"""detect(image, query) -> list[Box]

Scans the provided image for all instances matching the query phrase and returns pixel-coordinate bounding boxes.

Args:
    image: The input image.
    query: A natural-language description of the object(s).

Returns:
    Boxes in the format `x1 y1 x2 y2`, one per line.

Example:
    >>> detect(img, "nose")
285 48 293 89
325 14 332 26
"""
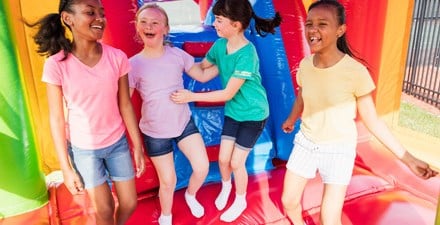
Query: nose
95 14 105 22
307 25 318 32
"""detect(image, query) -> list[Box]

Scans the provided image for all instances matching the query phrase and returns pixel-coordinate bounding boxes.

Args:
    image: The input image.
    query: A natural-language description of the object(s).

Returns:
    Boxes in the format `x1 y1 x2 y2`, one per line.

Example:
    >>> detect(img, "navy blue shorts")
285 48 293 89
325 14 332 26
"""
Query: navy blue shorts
143 117 200 157
221 116 267 151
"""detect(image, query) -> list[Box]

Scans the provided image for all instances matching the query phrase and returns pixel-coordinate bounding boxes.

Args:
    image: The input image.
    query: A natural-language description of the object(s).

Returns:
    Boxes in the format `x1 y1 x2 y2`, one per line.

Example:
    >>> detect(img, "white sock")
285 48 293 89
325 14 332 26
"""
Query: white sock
215 179 232 210
220 193 247 222
184 191 204 218
158 214 172 225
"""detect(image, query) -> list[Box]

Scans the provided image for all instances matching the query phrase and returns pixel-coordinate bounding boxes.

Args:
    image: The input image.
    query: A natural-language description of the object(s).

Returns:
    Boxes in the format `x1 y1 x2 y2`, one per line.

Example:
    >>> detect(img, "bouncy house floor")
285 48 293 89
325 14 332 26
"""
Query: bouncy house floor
41 125 438 225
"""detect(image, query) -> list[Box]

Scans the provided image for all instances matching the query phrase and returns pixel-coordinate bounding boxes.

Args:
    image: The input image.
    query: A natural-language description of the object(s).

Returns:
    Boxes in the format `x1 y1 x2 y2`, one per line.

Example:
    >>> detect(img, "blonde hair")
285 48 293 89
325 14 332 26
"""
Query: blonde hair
135 3 169 26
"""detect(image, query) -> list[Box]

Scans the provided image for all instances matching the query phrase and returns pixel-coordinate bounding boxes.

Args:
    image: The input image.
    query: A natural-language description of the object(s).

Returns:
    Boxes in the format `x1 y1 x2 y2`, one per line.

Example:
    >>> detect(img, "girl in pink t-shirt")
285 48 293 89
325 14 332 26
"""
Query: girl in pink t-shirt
28 0 145 224
129 4 217 225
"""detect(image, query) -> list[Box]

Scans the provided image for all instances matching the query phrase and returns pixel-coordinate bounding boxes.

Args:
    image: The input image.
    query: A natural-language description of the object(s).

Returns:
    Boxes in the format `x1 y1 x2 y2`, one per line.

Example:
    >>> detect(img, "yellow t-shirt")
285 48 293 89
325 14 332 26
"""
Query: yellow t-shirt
297 54 376 144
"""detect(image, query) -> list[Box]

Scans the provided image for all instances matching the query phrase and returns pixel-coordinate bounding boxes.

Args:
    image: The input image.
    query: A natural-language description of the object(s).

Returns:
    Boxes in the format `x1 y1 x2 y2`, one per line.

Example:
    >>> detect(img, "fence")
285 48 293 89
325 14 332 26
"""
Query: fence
404 0 440 108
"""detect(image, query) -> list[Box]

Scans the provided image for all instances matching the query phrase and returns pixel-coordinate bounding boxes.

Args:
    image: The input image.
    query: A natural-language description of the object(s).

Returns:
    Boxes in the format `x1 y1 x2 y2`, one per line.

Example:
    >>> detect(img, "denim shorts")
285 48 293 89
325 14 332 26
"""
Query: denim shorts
68 134 135 189
221 116 267 151
286 131 356 185
143 117 200 157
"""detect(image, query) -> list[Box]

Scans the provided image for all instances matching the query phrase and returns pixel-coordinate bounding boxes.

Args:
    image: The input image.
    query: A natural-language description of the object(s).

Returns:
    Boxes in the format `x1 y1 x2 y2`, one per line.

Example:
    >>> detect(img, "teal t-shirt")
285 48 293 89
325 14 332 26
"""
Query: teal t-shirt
206 38 269 121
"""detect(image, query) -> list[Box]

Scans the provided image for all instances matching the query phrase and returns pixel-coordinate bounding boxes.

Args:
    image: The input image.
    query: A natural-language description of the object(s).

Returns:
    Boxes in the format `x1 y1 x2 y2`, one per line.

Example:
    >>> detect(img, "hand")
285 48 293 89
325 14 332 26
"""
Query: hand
401 152 438 179
63 169 84 195
133 147 146 178
170 89 192 104
281 119 295 133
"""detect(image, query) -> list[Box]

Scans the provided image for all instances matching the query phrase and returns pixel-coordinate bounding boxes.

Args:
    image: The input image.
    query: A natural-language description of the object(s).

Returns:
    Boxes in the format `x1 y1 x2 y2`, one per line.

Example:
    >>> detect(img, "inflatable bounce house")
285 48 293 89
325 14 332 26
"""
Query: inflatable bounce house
1 0 439 224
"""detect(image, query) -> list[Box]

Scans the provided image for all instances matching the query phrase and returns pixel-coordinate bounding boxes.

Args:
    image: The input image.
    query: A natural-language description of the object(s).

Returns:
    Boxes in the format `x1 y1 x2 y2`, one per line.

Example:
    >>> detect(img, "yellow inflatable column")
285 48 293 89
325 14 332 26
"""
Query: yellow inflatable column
18 0 60 173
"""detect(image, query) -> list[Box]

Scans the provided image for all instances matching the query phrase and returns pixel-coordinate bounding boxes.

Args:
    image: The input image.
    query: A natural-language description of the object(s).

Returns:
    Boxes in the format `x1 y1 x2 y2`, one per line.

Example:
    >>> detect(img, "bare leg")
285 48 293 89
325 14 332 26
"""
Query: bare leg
219 147 251 222
229 148 250 195
178 133 209 195
320 183 347 225
87 182 115 225
150 152 176 223
215 139 235 210
281 170 308 225
113 179 137 225
178 133 209 217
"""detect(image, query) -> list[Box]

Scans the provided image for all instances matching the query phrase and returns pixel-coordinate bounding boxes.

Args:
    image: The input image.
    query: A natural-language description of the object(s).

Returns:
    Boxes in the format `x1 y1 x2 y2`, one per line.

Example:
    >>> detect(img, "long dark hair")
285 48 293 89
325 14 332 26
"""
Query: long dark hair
212 0 282 37
25 0 77 60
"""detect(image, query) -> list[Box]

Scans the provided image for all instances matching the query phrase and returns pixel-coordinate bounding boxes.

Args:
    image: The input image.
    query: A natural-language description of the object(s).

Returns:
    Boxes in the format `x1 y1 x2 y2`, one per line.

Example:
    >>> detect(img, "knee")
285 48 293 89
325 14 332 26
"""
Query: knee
218 157 230 168
193 161 209 178
281 193 301 210
229 158 243 171
95 203 115 221
160 176 177 192
119 196 137 214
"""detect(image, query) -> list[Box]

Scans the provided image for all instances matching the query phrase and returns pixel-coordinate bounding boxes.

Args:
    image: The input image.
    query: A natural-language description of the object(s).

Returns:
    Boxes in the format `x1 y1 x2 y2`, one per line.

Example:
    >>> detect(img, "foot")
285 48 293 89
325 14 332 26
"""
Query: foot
158 214 172 225
215 180 232 210
184 191 204 218
219 194 246 222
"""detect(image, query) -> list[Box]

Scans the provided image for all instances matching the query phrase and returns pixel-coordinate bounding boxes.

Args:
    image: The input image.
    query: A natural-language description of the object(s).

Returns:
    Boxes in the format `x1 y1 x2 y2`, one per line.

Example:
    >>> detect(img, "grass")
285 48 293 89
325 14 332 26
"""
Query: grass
398 101 440 138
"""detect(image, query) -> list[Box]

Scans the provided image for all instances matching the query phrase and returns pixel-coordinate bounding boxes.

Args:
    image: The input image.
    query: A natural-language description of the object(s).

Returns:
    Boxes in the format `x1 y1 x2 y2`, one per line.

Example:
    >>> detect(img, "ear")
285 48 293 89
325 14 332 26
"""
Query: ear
232 21 241 30
337 24 346 37
61 11 72 26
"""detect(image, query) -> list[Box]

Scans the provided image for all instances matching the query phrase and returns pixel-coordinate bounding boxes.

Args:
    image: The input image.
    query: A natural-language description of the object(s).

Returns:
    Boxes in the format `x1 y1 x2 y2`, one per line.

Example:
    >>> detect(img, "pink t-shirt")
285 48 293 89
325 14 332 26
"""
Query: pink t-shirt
42 43 131 149
129 46 194 138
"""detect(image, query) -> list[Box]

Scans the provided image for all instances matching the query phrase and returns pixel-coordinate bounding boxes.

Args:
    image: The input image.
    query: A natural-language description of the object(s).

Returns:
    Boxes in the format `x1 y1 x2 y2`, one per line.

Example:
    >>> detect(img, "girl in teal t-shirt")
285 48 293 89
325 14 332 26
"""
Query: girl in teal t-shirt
171 0 281 222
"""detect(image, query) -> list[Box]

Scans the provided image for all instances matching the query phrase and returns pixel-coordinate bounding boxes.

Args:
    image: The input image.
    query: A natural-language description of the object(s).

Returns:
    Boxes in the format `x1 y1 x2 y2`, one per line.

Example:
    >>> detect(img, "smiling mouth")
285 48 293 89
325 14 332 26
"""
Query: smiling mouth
91 25 104 30
310 36 321 43
142 32 156 38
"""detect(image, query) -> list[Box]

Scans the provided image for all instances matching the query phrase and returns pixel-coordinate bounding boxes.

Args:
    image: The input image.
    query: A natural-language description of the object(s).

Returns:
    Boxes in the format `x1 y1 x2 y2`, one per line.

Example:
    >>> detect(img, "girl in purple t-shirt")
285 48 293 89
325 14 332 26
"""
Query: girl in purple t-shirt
129 4 217 225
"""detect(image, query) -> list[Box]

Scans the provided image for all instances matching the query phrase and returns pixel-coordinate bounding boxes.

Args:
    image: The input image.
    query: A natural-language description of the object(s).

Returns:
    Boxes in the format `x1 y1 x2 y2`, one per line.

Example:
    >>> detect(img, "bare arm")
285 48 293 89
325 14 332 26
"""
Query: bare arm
186 58 219 83
46 84 84 195
129 87 135 97
357 93 437 179
118 75 145 178
170 77 245 103
282 88 304 133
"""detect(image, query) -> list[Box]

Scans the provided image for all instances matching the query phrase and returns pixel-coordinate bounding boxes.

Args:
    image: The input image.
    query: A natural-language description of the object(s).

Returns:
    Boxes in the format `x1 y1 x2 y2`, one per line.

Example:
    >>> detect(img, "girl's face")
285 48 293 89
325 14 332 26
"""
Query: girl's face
63 0 106 41
136 7 169 47
305 6 345 54
213 15 239 38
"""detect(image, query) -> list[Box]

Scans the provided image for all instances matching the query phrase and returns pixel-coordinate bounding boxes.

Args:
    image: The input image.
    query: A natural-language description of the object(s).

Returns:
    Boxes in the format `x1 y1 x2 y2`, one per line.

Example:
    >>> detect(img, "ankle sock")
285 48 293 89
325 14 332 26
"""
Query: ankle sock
184 191 204 218
220 193 247 222
215 179 232 210
158 214 172 225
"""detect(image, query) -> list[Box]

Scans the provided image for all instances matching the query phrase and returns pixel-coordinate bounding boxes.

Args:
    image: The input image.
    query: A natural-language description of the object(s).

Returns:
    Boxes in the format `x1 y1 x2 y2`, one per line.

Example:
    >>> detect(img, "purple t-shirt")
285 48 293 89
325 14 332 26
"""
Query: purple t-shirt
129 46 194 138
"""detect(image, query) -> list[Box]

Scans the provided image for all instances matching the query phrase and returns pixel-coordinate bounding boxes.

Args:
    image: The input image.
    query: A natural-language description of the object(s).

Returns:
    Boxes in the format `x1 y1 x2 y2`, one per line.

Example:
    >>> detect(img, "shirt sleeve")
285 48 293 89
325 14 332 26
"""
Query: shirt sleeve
180 48 195 72
296 58 306 88
354 65 376 97
206 39 220 65
231 52 257 80
117 49 131 77
127 58 137 89
42 57 62 85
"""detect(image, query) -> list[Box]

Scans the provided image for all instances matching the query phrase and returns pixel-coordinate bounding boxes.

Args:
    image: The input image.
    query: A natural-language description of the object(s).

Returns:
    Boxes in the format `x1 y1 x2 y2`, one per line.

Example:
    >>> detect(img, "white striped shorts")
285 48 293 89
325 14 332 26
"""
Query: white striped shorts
286 131 356 185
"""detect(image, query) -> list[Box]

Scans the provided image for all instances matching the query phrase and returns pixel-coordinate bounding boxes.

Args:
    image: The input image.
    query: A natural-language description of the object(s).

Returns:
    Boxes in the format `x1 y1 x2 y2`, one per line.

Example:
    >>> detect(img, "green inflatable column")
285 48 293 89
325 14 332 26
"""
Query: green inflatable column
0 1 48 218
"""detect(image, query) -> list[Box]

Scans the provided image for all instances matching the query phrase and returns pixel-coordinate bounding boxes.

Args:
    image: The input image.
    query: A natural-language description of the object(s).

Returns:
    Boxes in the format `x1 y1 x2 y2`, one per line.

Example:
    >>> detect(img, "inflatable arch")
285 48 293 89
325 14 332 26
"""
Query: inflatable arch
0 0 439 224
